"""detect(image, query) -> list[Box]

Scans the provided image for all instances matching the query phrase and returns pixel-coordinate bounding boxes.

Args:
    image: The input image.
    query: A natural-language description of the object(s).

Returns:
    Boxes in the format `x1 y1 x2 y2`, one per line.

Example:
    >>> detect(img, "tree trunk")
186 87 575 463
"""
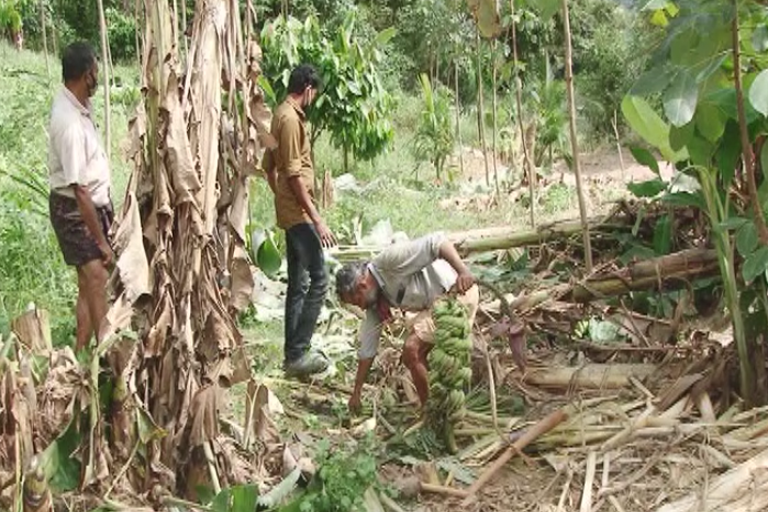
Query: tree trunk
96 0 111 159
96 0 273 495
454 61 464 178
476 30 490 187
561 0 592 271
491 40 499 196
40 0 49 78
510 0 535 228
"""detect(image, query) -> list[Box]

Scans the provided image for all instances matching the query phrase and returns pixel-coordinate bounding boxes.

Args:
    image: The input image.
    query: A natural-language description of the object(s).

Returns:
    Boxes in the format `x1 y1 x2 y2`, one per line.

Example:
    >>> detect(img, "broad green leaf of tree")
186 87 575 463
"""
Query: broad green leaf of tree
661 191 706 209
628 178 666 198
374 27 397 46
39 419 81 493
752 25 768 53
621 95 684 162
252 230 281 278
748 70 768 117
527 0 560 21
653 214 672 255
631 65 676 96
695 103 726 142
736 221 759 258
663 71 698 127
686 133 715 168
743 246 768 284
669 121 694 151
718 217 749 231
629 146 660 175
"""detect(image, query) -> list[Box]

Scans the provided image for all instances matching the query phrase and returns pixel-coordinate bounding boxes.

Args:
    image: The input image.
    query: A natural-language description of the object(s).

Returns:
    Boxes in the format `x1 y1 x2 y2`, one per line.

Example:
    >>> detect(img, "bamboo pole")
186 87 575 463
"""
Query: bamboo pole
561 0 592 270
96 0 112 159
461 409 568 504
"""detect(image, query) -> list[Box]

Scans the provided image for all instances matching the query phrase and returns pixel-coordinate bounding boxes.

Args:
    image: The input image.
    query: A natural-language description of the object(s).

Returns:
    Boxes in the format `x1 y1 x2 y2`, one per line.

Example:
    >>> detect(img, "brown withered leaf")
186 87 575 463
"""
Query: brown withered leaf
111 193 151 303
188 384 221 447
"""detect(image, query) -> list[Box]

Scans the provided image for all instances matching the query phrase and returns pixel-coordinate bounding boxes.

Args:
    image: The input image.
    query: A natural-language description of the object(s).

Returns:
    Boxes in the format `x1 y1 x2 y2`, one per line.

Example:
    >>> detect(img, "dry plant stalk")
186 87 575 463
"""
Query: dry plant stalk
85 0 273 496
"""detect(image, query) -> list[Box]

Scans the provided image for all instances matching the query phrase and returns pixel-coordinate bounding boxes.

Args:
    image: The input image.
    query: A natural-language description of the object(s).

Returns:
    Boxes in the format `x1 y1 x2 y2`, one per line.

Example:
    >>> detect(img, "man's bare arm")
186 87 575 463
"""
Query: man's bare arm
439 240 474 293
266 170 277 194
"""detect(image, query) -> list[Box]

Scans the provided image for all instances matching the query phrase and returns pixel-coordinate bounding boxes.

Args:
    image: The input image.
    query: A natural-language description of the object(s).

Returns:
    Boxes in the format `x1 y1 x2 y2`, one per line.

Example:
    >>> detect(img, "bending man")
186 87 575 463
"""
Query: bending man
335 233 478 413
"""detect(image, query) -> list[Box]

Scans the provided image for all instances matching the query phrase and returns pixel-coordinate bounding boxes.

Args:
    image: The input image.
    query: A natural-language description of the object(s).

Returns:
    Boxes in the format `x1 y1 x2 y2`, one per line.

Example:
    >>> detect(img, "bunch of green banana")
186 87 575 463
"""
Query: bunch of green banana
426 297 473 453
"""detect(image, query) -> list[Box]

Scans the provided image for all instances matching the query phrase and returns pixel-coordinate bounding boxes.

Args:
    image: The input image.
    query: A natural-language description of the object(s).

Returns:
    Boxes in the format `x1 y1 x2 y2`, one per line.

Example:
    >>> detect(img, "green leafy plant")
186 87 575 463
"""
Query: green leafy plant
260 14 395 172
413 73 455 181
622 0 768 405
281 436 381 512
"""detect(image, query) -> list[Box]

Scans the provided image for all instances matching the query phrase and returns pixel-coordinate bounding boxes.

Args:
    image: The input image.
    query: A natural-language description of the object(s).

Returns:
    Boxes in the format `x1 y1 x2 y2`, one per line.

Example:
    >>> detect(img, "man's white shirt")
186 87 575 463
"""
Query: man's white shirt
48 88 111 207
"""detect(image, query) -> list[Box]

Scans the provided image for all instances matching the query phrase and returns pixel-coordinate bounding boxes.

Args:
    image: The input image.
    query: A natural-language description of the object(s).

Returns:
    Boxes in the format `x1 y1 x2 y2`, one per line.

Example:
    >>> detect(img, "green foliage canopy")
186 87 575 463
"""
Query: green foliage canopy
260 14 395 165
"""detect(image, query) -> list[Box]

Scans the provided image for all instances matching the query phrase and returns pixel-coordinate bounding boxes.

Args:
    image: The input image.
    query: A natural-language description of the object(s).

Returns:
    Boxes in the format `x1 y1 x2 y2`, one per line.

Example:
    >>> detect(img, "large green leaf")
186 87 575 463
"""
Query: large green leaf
663 71 698 127
718 216 749 231
752 25 768 53
715 122 741 189
748 70 768 117
627 178 666 198
743 246 768 284
621 95 683 162
669 122 694 151
252 230 282 278
629 146 660 175
40 419 82 493
374 27 397 46
695 103 726 143
630 65 676 96
662 191 706 209
736 222 759 257
653 214 672 255
528 0 560 21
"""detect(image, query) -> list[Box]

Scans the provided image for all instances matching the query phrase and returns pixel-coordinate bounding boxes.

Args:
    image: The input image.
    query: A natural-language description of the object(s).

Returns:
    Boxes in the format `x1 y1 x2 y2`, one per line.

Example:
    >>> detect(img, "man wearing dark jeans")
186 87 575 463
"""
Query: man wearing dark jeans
265 64 337 377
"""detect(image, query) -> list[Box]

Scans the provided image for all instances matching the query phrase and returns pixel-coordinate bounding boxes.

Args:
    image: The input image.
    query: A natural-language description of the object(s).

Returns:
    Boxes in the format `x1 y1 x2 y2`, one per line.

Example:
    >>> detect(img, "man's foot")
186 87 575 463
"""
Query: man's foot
284 350 329 377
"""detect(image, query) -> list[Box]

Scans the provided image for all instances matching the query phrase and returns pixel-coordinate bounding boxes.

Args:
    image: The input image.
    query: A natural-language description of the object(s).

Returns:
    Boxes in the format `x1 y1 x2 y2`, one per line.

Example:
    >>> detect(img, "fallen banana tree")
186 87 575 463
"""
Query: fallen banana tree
483 248 720 315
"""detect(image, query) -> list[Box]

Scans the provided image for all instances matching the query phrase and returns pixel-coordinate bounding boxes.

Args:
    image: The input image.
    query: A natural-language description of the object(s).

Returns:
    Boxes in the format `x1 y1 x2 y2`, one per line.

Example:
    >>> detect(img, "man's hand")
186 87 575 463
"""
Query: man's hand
454 270 475 294
348 391 362 415
314 219 337 248
98 240 115 268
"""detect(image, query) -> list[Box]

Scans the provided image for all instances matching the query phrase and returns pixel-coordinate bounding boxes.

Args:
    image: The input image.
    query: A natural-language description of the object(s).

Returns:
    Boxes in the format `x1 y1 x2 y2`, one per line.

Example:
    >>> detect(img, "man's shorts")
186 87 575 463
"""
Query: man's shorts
49 192 114 268
405 284 480 344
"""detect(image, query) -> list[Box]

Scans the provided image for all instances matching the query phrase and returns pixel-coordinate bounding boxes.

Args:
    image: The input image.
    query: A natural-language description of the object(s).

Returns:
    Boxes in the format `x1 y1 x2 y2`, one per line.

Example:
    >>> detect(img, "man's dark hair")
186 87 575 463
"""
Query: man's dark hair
287 64 321 95
335 261 367 299
62 42 97 82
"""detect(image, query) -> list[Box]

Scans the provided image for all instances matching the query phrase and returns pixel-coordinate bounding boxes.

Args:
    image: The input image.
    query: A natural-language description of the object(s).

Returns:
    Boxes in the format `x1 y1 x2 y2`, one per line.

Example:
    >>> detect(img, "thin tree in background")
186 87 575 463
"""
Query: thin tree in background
510 0 535 227
39 0 49 78
491 39 499 196
561 0 592 270
455 61 464 177
476 29 490 187
96 0 111 159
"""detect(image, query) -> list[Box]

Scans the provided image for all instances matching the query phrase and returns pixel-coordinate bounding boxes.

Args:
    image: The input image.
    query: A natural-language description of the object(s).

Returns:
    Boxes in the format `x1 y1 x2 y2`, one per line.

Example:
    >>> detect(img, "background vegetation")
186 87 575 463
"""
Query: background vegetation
0 0 651 345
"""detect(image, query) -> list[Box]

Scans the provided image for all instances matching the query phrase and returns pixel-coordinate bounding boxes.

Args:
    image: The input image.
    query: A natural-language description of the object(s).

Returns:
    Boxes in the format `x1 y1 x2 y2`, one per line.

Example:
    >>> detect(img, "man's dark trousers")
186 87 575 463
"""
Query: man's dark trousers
284 222 327 363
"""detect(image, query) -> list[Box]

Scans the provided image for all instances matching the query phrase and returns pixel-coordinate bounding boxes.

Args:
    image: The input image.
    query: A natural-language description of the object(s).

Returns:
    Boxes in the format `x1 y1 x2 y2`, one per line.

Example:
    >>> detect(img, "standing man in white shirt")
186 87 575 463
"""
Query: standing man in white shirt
48 42 114 352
